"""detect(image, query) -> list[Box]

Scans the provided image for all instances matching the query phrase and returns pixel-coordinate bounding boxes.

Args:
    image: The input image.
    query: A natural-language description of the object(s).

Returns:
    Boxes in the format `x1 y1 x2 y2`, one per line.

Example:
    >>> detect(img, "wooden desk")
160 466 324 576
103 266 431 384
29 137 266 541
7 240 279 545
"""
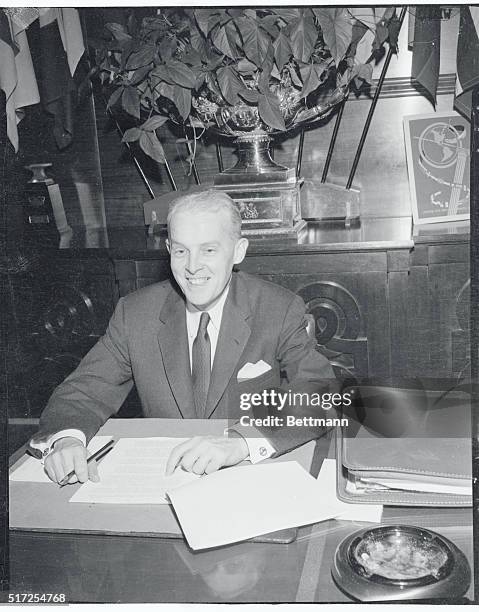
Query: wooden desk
9 420 473 603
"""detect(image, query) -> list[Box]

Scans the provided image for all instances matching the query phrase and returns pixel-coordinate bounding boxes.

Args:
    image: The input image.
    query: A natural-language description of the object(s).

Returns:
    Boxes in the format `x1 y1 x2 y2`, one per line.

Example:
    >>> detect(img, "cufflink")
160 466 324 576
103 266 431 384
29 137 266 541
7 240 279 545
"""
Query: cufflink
259 446 268 457
40 447 52 465
27 446 50 462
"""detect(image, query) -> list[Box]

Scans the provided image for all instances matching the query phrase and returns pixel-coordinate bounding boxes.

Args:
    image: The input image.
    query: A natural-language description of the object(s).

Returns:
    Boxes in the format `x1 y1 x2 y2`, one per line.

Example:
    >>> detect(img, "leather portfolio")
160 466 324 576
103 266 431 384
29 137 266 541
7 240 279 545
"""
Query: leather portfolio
336 386 472 507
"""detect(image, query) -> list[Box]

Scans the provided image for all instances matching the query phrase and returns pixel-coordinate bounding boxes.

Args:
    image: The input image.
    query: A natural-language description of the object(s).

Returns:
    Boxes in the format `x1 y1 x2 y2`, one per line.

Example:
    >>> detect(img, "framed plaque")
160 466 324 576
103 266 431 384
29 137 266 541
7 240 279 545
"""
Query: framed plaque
403 112 470 224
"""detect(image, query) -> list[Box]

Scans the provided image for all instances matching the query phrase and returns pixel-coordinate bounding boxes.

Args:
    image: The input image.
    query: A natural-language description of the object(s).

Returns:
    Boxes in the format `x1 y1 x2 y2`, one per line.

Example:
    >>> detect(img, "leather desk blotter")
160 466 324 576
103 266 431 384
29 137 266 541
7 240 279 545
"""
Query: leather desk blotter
336 387 472 507
10 420 317 544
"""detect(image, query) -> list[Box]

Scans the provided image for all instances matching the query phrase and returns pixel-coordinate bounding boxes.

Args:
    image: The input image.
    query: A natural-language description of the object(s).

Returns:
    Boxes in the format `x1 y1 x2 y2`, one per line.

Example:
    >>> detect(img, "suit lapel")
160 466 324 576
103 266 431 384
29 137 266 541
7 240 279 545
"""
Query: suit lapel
157 286 196 419
205 273 252 417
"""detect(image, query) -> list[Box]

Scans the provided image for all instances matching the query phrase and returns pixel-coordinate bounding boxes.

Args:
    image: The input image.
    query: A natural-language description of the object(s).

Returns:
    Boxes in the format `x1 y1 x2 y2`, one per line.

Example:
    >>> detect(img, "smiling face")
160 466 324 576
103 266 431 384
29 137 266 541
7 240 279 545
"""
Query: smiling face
167 208 248 310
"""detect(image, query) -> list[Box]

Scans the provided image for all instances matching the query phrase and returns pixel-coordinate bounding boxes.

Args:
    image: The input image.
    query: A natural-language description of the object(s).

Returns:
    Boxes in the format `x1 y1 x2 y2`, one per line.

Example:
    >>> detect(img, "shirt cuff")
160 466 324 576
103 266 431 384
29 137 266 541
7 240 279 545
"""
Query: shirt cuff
29 429 86 462
224 427 275 463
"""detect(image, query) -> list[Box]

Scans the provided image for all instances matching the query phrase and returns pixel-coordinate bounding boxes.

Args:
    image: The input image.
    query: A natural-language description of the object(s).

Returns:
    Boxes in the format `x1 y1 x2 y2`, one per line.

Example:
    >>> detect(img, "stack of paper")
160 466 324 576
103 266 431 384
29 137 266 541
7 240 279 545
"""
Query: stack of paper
70 437 199 504
167 460 373 550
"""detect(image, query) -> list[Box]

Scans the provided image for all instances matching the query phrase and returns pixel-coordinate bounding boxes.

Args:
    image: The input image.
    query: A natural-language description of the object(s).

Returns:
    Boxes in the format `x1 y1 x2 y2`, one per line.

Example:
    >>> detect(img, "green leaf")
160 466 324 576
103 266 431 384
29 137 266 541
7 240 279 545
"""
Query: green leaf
122 86 140 119
227 9 244 18
314 8 353 66
129 65 151 86
374 22 389 48
139 130 166 163
271 63 281 80
141 116 169 131
236 17 271 68
236 58 257 74
126 43 155 70
205 72 223 99
122 127 141 142
348 8 376 29
191 22 208 56
152 64 174 84
181 47 202 67
289 65 303 89
290 15 318 63
159 37 175 62
172 84 192 120
383 7 396 22
299 63 325 98
272 8 301 23
212 23 237 58
107 87 123 109
258 94 285 130
195 73 206 89
388 15 401 53
352 62 373 88
105 22 132 42
216 66 244 105
157 81 175 102
259 15 280 38
195 9 212 37
274 31 292 71
194 9 221 37
166 60 197 89
239 88 261 103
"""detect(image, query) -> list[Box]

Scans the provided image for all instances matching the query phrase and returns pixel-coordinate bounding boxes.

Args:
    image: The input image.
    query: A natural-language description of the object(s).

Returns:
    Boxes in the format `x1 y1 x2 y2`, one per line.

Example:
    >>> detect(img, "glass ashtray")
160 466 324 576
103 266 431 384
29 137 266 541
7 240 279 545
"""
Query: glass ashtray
350 526 451 584
332 525 471 602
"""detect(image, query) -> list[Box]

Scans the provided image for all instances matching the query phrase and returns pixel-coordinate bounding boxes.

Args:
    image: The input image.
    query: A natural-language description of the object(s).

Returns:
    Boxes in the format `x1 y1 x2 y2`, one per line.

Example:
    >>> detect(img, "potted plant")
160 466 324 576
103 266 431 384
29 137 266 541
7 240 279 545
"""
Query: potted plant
92 7 400 180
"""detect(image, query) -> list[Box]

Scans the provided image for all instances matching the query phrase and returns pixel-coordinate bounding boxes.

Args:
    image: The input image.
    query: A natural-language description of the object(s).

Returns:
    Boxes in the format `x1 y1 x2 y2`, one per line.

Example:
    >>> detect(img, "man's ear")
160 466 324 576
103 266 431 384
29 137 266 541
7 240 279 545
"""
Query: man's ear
233 237 249 265
165 238 171 253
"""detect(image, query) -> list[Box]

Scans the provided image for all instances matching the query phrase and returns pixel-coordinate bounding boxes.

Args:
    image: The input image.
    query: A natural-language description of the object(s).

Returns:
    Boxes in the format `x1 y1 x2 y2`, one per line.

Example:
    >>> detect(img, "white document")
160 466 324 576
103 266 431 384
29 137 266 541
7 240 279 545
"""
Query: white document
167 461 345 550
69 437 199 504
315 459 383 523
9 436 113 483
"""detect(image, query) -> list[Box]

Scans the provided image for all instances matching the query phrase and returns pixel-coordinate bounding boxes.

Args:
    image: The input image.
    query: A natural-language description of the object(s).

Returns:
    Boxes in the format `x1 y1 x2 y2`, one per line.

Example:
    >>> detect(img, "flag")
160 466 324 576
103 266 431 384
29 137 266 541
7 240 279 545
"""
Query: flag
454 6 479 120
29 8 85 149
410 6 441 107
0 10 40 151
407 7 415 50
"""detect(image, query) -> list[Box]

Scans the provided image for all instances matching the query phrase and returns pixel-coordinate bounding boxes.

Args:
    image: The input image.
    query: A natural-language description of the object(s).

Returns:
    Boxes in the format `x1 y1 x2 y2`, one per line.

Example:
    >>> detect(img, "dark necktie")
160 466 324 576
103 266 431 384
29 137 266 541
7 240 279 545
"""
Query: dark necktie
192 312 211 417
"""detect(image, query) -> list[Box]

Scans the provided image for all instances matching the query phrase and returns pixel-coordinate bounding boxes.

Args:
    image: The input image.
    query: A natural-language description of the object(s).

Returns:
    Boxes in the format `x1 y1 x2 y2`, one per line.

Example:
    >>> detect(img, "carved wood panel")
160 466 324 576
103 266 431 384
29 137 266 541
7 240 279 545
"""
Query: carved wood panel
240 271 391 379
6 254 116 418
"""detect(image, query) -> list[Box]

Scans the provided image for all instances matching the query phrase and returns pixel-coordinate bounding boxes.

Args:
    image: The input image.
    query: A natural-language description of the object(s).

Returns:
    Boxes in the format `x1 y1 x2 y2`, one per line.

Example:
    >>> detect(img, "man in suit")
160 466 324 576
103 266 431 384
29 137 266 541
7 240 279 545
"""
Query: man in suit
31 190 335 484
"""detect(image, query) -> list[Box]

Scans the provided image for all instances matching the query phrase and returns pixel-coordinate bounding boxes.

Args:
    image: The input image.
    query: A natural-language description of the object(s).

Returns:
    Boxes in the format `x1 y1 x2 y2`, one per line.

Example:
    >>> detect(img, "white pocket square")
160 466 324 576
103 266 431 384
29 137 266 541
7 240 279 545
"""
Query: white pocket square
237 360 271 381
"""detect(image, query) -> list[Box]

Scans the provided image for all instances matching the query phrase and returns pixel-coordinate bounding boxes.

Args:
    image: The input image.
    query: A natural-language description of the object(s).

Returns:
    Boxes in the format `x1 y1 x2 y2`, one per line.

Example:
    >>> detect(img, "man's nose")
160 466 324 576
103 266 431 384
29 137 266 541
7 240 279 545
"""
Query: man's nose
186 252 202 273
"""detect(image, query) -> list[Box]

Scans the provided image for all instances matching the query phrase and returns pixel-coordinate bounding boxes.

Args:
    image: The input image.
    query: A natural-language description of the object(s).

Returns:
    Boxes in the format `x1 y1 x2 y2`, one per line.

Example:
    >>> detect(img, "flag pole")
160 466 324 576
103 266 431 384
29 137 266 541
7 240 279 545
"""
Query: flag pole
321 95 348 183
471 83 479 605
346 6 408 190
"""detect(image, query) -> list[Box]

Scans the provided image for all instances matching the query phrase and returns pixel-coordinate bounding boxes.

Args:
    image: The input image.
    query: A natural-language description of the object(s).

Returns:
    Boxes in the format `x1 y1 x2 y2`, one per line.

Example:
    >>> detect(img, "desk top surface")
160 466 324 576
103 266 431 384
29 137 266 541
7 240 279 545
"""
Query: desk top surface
9 419 473 604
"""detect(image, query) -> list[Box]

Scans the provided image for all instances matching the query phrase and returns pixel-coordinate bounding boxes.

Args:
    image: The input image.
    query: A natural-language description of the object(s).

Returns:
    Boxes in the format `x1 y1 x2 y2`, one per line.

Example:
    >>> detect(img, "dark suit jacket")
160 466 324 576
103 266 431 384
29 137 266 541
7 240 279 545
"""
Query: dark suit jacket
36 271 336 455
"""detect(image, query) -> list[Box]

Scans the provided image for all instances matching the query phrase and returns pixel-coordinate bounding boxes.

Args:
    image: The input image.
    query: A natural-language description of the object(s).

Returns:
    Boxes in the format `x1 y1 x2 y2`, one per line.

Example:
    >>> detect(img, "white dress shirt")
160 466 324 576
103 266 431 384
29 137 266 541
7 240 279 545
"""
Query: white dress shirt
30 280 275 463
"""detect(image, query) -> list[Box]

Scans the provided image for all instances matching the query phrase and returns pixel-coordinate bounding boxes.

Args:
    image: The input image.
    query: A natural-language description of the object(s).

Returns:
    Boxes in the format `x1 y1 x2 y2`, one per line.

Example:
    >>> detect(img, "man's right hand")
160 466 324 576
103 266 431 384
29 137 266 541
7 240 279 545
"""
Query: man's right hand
43 437 100 485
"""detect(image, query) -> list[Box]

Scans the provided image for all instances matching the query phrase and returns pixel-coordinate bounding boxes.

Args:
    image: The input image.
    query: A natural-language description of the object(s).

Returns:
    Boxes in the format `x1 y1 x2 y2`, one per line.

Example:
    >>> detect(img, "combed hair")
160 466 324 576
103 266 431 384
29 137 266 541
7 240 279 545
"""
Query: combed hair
167 189 242 240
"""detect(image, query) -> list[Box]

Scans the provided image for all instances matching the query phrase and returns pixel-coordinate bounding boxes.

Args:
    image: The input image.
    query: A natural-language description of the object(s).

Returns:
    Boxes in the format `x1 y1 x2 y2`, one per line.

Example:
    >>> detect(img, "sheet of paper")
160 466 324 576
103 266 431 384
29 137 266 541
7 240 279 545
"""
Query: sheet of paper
315 459 383 523
69 437 200 504
167 461 345 550
9 436 113 483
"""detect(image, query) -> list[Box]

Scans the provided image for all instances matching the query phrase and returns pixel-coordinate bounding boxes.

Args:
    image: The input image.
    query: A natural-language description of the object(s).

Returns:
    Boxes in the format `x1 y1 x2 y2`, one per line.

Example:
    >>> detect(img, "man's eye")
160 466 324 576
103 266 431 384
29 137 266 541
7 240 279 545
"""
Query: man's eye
204 247 217 254
173 249 185 256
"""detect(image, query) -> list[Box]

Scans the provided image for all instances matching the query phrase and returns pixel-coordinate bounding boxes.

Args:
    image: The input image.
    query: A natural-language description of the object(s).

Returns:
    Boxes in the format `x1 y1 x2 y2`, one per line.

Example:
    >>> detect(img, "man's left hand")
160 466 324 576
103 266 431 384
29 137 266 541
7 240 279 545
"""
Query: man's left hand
165 435 248 476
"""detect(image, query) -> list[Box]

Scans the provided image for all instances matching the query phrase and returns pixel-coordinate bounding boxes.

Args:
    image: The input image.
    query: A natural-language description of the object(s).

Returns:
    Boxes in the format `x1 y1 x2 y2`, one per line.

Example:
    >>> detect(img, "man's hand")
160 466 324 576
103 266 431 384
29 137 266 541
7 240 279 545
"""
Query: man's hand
165 435 248 476
43 437 100 485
